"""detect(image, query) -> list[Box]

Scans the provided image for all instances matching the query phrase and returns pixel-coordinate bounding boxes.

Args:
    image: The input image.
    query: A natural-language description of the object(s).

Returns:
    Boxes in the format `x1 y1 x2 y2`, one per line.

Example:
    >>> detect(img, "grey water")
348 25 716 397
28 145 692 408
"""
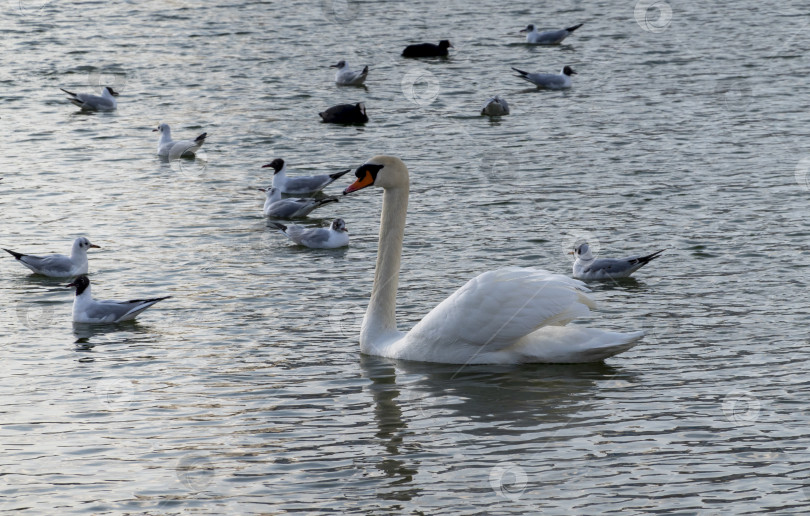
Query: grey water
1 0 809 513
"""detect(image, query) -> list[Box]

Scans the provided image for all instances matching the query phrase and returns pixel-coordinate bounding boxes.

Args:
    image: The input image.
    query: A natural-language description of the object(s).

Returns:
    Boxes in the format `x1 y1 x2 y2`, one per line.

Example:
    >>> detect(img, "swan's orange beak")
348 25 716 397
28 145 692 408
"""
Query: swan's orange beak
343 169 375 195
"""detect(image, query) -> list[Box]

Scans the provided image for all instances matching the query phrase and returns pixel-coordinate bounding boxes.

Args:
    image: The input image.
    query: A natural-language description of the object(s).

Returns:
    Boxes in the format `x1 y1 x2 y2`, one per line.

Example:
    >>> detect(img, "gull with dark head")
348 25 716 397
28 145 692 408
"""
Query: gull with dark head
4 237 100 278
60 86 119 111
512 66 577 89
571 243 664 281
262 158 351 196
153 123 207 158
269 218 349 249
520 23 583 44
258 186 339 219
330 60 368 86
67 275 170 324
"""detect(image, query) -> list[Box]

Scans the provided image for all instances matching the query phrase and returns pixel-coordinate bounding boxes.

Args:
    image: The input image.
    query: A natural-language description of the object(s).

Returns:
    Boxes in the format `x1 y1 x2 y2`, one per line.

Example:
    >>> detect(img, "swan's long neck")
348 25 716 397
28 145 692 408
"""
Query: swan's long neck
361 184 409 352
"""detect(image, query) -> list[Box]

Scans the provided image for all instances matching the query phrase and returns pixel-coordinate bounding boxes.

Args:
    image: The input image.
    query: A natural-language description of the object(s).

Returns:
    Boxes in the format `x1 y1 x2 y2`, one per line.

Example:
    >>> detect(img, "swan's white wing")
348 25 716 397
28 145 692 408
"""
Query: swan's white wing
404 267 594 358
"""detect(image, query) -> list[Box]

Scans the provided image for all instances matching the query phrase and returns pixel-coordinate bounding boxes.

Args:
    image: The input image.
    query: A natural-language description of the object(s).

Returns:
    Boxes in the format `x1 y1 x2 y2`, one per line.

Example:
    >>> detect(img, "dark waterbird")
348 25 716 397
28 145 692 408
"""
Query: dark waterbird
319 102 368 124
402 40 453 58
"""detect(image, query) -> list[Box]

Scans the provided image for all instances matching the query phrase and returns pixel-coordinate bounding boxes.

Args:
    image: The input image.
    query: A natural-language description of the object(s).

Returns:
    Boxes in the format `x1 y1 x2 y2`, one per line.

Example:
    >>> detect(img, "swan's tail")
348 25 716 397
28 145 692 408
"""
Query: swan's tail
512 326 643 363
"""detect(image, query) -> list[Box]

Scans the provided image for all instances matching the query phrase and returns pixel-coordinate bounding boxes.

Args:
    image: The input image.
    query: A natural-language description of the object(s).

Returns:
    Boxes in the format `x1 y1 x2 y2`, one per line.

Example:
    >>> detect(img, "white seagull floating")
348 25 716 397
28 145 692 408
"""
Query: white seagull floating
262 158 351 196
341 156 643 364
330 60 369 86
269 218 349 249
481 96 510 116
259 186 339 219
521 23 583 45
512 66 576 89
4 237 100 278
571 243 664 281
153 123 207 158
60 86 119 111
67 275 170 324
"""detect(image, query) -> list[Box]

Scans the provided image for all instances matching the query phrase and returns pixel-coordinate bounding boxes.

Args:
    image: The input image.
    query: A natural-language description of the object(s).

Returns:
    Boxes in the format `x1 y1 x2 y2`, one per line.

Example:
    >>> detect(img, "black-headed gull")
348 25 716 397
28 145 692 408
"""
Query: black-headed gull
481 96 510 116
571 243 664 281
319 103 368 124
60 86 119 111
330 60 368 86
67 275 170 324
262 158 350 196
521 23 583 44
153 123 207 158
4 237 100 278
269 218 349 249
512 66 576 89
259 186 339 219
402 40 453 58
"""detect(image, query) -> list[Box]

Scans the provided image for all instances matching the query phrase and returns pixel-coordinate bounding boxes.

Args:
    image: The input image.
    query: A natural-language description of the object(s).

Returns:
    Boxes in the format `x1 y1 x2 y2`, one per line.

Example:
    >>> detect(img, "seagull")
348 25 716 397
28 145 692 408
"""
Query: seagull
402 40 453 58
521 23 583 44
330 60 369 86
259 186 339 219
571 243 665 281
60 86 119 111
512 66 576 89
262 158 351 196
4 237 100 278
319 102 368 124
153 123 207 158
66 275 170 323
269 218 349 249
481 96 510 116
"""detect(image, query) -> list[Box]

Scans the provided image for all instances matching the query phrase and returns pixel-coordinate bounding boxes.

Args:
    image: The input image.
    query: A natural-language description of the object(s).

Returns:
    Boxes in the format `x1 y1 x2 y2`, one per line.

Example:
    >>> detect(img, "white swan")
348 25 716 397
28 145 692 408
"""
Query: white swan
342 156 643 364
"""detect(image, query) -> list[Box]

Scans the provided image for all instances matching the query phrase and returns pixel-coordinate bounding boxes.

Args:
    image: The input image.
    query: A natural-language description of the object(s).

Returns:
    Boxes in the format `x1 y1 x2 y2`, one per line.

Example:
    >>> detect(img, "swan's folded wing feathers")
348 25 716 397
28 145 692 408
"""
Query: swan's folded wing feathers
407 267 596 353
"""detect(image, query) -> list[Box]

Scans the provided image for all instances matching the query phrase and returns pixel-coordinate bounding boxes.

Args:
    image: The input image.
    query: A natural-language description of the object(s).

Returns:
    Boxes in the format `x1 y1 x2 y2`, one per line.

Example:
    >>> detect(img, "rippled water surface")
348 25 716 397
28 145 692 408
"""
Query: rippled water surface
2 0 810 513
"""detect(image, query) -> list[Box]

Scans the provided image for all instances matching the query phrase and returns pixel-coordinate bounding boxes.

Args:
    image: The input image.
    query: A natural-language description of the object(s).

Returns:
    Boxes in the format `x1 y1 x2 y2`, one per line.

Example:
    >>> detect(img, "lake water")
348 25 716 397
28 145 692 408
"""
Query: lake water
2 0 810 513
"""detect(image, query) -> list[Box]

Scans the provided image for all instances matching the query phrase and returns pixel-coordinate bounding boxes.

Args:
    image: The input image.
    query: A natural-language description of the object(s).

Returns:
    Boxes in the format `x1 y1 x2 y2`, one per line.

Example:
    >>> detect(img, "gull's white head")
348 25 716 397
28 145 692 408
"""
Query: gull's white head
572 243 594 260
153 123 171 136
331 218 348 232
343 156 408 194
72 237 100 256
258 186 281 200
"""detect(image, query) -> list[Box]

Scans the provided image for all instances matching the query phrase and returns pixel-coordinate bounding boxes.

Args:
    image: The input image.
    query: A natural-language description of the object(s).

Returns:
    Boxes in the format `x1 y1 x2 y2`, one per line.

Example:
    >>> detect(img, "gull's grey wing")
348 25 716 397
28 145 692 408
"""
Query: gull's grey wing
91 297 170 322
536 29 568 44
285 175 332 193
527 73 565 88
20 253 74 275
76 93 115 110
296 228 333 247
266 198 316 218
583 258 637 275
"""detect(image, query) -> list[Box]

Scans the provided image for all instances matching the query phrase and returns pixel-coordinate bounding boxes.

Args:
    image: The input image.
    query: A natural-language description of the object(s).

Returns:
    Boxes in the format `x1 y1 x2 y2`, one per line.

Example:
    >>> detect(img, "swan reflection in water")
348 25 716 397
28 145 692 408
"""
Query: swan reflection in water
358 354 637 507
